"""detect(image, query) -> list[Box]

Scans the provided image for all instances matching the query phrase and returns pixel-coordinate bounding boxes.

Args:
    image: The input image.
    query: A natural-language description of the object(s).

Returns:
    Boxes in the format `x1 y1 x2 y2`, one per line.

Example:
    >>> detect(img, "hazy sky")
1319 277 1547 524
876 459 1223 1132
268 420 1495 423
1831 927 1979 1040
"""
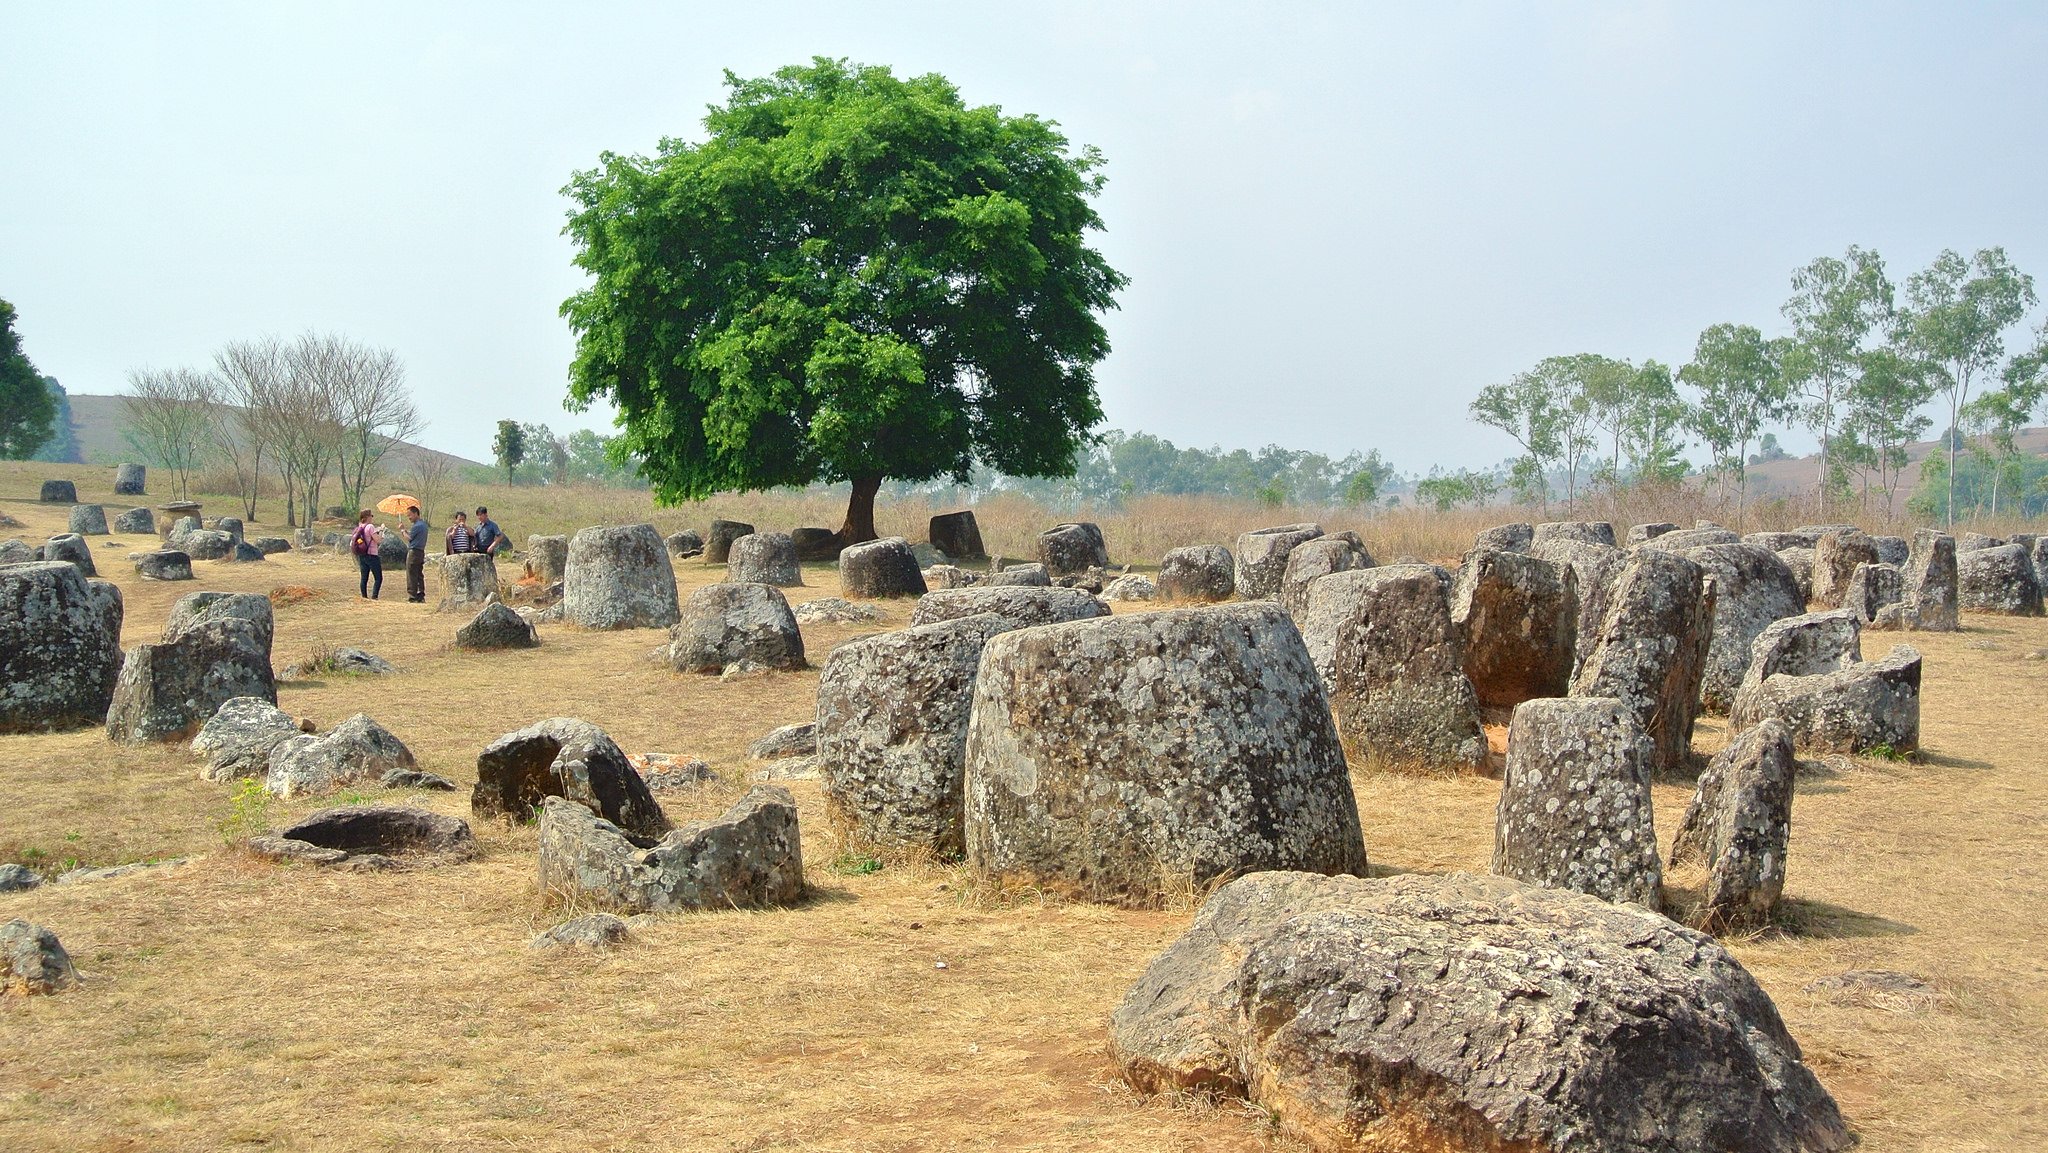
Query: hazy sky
5 2 2046 471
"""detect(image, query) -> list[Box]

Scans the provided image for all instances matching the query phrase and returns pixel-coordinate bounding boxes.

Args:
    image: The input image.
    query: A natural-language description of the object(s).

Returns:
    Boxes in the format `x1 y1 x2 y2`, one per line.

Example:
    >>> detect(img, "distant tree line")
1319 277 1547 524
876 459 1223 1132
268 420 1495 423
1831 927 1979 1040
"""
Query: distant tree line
1470 246 2048 525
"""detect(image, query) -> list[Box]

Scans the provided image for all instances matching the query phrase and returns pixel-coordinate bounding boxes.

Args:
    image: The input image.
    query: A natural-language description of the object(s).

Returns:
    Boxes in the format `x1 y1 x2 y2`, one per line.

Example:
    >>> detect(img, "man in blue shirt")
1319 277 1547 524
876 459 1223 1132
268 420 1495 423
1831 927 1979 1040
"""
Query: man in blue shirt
404 505 429 603
473 506 506 558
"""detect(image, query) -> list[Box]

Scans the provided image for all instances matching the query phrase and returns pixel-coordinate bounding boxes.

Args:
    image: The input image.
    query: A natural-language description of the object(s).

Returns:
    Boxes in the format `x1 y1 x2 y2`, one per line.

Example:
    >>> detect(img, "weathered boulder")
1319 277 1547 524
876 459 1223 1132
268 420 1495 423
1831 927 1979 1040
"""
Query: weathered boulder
1450 549 1576 712
705 519 755 564
838 537 928 598
0 865 38 893
988 563 1051 587
191 696 303 782
316 647 396 676
793 597 883 626
376 530 408 568
563 523 679 629
1732 646 1922 754
522 534 567 583
1777 546 1816 603
0 538 31 565
749 723 816 761
1493 697 1662 906
214 516 245 543
1812 530 1880 608
113 463 146 495
1679 543 1804 714
248 536 291 555
928 511 986 560
1108 870 1850 1153
1473 522 1534 552
1320 565 1486 773
265 714 418 797
112 506 155 534
909 541 949 569
1958 542 2043 615
536 787 803 912
1569 549 1714 775
1156 544 1236 602
1956 531 2002 553
1627 521 1679 544
1233 523 1323 599
1101 573 1157 601
963 603 1366 906
664 529 704 560
435 553 499 613
667 583 805 674
1036 522 1110 577
725 531 802 587
107 608 274 744
1642 526 1740 551
1530 538 1630 678
1739 609 1862 698
225 540 267 564
910 585 1109 630
1533 520 1617 548
170 528 234 560
1872 534 1909 566
67 504 108 535
0 562 125 733
1278 534 1374 616
38 479 76 503
790 526 842 561
169 514 201 536
1898 529 1959 630
473 717 670 837
165 590 274 648
817 614 1015 858
531 913 630 950
1843 562 1904 626
455 602 539 650
43 533 96 577
268 805 477 868
1 919 77 995
1744 531 1810 553
1671 719 1796 932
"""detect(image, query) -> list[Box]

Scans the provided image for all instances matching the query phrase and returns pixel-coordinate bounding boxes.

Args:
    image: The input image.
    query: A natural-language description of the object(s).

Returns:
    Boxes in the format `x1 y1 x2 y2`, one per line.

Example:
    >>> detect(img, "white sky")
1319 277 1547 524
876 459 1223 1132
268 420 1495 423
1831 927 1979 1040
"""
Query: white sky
4 2 2046 470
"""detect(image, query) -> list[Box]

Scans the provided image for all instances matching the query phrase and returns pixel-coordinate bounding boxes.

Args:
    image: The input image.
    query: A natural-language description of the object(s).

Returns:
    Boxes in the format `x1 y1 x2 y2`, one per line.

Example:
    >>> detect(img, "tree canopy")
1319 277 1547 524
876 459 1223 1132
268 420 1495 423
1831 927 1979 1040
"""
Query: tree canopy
560 58 1126 541
0 299 57 460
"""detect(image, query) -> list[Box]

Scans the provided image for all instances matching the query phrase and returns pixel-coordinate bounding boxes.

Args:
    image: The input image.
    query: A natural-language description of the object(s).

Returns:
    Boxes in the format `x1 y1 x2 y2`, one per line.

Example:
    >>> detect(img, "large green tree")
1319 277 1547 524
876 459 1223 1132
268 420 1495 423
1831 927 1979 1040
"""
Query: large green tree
560 59 1127 542
1679 322 1794 522
0 299 58 460
1780 247 1895 515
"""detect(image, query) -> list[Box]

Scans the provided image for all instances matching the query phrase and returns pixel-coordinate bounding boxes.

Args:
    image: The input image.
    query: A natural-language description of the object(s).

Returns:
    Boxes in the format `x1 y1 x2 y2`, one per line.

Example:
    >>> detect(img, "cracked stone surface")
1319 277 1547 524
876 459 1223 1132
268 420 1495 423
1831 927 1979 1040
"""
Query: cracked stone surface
1492 696 1662 907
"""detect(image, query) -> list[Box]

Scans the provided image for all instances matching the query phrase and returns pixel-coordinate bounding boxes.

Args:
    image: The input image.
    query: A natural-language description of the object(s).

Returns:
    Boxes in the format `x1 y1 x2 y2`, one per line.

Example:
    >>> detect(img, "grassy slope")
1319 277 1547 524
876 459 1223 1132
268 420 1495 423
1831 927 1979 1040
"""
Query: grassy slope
0 463 2045 1151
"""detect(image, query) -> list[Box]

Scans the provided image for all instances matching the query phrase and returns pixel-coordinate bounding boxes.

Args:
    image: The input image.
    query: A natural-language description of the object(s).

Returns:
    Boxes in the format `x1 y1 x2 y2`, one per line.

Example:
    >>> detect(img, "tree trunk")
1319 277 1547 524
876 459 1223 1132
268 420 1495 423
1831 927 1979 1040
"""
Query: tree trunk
839 474 883 545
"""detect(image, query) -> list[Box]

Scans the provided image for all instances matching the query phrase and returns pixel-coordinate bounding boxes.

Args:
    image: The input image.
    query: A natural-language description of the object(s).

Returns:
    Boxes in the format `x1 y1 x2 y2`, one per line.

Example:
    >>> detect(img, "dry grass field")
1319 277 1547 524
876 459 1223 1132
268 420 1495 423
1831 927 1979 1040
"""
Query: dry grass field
2 461 2045 1152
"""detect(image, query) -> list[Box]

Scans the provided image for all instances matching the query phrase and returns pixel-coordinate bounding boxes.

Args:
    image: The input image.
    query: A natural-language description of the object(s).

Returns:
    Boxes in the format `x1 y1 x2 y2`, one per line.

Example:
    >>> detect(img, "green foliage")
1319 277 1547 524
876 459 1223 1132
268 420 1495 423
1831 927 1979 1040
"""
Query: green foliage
829 851 884 876
560 58 1125 537
0 299 58 459
1908 448 2048 520
219 779 271 845
1413 467 1500 511
1681 322 1794 513
492 419 526 484
28 376 76 463
1780 246 1896 509
1750 432 1791 463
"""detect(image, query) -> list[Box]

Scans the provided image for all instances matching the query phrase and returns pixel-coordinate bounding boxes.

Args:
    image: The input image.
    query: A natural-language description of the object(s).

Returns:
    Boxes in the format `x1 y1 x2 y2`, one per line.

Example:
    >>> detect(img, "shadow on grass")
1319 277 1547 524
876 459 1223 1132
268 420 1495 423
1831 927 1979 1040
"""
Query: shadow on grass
1773 896 1918 940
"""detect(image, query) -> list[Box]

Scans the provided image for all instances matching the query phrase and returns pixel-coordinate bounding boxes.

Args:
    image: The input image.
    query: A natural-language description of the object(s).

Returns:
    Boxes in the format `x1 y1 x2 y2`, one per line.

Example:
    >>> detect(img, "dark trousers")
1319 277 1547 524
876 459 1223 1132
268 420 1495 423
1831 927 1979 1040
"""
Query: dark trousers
406 548 427 601
356 552 383 598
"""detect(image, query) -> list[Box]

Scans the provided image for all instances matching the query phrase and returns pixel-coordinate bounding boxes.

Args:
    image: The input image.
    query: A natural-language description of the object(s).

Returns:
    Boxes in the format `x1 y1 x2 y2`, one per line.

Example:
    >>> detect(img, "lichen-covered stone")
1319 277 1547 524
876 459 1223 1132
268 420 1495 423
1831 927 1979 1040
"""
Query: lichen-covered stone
1277 534 1374 616
0 562 124 733
1627 521 1678 544
1320 565 1486 773
1739 609 1862 699
664 529 704 560
1570 549 1715 774
792 597 883 626
1156 544 1236 602
1530 538 1630 679
1671 719 1795 932
1493 697 1661 907
169 528 234 560
909 585 1109 630
1872 535 1909 566
839 537 927 598
473 717 670 837
43 533 96 577
1 919 77 995
1532 520 1617 548
1677 543 1804 714
726 532 802 587
790 527 842 561
1958 541 2043 615
987 563 1051 587
666 583 805 673
248 536 291 555
1843 561 1904 626
67 504 108 535
1731 646 1922 755
704 519 754 564
1474 522 1534 552
748 723 816 761
964 603 1366 906
1812 530 1880 608
0 538 31 565
38 479 76 503
274 805 477 867
531 913 630 950
536 787 803 913
1108 870 1850 1153
1778 546 1816 603
265 714 417 797
928 511 986 560
113 506 155 534
817 614 1015 858
191 696 302 782
113 463 146 495
214 516 245 543
435 553 499 613
1898 529 1959 631
564 523 679 629
165 590 274 649
1233 523 1323 599
1450 548 1576 711
1957 531 2002 553
524 534 568 583
107 614 274 744
455 602 539 650
1101 573 1157 601
1034 522 1109 578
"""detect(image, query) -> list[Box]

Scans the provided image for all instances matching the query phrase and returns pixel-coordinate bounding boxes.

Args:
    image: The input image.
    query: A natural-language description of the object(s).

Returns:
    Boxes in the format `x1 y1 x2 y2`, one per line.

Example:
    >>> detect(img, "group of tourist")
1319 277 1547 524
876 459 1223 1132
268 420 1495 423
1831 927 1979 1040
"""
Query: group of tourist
349 505 506 602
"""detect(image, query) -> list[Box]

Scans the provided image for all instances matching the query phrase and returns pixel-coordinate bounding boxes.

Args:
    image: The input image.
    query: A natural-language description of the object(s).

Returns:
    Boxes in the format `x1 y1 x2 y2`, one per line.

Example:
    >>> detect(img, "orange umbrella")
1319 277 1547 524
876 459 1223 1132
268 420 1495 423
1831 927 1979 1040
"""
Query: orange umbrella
375 493 421 517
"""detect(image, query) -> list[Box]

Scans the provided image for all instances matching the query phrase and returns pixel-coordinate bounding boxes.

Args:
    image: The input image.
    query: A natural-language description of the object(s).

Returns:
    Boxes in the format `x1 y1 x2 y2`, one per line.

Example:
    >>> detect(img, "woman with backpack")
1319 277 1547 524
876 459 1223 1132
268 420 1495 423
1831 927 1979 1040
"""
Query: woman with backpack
350 510 383 599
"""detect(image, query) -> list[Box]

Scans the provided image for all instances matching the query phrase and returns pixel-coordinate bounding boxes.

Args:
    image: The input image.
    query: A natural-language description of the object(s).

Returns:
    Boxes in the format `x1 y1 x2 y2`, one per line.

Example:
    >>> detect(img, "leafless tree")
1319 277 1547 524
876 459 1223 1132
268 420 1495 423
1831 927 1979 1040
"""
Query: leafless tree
121 367 218 499
209 337 286 520
331 339 420 513
266 333 349 529
404 449 456 525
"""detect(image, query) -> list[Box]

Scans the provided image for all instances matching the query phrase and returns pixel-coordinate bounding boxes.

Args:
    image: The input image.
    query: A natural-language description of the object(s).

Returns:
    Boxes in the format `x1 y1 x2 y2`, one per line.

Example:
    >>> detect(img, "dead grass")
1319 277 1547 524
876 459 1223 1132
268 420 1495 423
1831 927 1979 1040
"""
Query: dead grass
2 464 2047 1151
